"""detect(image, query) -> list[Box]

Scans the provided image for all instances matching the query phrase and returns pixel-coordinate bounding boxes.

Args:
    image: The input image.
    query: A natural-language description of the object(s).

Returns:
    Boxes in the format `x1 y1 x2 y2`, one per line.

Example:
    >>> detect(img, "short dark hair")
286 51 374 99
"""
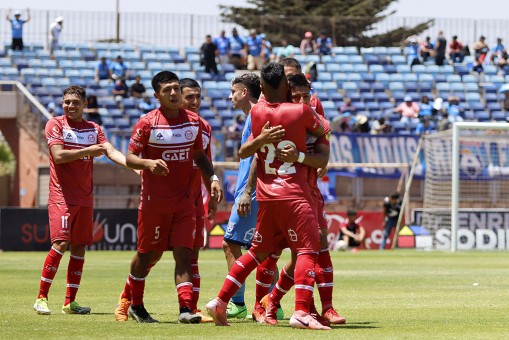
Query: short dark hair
278 57 302 72
261 62 285 90
347 209 357 216
287 73 310 90
390 192 400 199
231 73 261 99
63 85 86 101
179 78 201 91
152 71 179 93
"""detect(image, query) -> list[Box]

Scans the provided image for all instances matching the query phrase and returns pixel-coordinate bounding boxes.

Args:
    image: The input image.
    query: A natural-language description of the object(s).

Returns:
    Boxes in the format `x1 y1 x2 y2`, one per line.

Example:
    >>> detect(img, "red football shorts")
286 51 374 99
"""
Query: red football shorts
137 203 196 253
48 203 94 245
311 187 328 229
251 199 320 254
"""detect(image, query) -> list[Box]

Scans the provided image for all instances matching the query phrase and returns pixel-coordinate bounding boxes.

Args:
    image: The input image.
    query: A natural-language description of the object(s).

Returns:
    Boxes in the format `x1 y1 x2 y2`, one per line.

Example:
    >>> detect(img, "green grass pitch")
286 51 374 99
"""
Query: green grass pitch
1 249 508 339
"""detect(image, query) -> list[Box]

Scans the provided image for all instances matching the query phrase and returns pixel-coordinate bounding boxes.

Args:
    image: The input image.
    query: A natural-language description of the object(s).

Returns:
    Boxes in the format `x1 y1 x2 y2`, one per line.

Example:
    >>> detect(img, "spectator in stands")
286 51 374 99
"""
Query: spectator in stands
300 31 317 56
371 117 392 134
130 75 146 98
449 35 464 63
47 102 56 117
405 36 421 66
317 31 333 57
245 29 264 71
48 16 63 59
420 36 435 62
435 31 447 66
84 95 102 126
352 114 370 133
415 116 433 135
472 35 489 63
112 79 129 105
6 8 30 51
200 34 219 75
418 95 433 118
229 28 246 70
260 33 272 64
110 55 130 80
472 56 484 74
432 97 445 116
447 96 464 122
274 39 295 62
337 209 366 251
395 95 420 124
139 96 156 114
214 30 230 67
95 57 112 83
437 113 451 131
495 49 509 71
491 38 505 64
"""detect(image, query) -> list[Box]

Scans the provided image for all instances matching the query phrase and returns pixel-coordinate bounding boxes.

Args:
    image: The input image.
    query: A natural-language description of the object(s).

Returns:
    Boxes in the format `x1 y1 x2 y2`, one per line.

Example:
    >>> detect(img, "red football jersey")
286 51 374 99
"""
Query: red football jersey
306 115 330 187
310 96 324 117
250 101 322 201
129 108 203 210
191 116 213 216
45 115 107 207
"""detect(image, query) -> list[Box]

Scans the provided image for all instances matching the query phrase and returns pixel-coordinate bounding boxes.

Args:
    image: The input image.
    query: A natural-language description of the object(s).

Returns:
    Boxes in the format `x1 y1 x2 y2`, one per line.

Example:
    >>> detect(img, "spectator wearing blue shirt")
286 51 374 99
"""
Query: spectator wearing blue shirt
406 36 421 66
214 30 231 67
418 95 433 118
447 97 464 123
420 36 435 62
245 29 264 71
415 116 433 135
95 57 112 83
229 28 246 70
491 38 505 65
274 39 295 62
139 96 156 114
110 55 130 80
259 33 272 63
317 32 333 57
6 8 31 51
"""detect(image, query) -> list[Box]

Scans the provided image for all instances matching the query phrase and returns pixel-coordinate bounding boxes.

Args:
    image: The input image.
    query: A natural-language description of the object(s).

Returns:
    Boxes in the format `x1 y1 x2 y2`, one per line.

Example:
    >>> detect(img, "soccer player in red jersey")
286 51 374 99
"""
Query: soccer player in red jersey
206 62 329 330
34 85 133 315
261 73 346 326
115 71 222 323
179 78 215 322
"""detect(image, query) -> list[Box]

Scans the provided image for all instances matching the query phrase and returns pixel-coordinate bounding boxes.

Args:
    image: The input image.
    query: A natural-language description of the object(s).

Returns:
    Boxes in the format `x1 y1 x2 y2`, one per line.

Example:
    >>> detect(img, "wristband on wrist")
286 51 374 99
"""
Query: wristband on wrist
210 174 219 182
297 152 305 163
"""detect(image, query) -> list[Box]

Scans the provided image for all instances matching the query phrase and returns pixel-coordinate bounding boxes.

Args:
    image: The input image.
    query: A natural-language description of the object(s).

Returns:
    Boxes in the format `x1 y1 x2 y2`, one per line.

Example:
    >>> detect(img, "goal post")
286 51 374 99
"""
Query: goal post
421 122 509 252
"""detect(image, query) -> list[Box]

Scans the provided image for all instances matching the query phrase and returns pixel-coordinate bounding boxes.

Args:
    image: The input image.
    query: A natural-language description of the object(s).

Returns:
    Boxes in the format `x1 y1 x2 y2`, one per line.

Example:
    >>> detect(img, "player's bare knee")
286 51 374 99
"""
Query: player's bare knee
52 240 68 253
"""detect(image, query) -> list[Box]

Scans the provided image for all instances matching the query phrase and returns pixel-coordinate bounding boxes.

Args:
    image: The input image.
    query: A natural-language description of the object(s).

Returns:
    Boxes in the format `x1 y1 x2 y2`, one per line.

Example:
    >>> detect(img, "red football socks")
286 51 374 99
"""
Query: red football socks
255 253 279 304
129 274 146 306
38 247 64 299
191 259 200 311
176 282 193 310
315 249 334 312
269 266 295 305
294 252 317 313
121 263 155 300
64 254 85 305
218 251 260 303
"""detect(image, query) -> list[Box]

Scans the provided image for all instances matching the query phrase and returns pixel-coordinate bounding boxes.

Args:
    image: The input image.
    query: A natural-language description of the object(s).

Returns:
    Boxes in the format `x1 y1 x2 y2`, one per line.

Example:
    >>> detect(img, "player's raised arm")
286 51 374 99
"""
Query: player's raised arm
238 121 285 159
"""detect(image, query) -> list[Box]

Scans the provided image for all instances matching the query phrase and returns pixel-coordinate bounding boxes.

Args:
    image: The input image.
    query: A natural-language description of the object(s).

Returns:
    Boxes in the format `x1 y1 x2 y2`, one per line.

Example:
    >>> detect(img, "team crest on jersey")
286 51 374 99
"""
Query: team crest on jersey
288 228 298 242
185 130 193 140
88 134 96 143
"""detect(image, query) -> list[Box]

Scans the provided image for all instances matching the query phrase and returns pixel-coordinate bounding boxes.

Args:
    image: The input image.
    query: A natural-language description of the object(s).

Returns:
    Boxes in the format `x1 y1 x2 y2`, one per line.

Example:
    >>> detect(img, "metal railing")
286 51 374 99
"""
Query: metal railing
1 9 508 49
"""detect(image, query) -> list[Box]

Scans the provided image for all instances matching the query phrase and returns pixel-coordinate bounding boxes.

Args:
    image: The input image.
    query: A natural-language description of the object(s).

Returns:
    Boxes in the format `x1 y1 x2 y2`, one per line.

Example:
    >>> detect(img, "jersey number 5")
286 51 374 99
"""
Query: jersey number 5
261 140 297 175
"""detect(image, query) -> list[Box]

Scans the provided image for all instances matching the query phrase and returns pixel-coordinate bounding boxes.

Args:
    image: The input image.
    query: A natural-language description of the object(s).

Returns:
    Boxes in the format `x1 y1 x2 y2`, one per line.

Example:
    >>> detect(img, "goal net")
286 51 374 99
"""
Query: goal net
420 122 509 251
